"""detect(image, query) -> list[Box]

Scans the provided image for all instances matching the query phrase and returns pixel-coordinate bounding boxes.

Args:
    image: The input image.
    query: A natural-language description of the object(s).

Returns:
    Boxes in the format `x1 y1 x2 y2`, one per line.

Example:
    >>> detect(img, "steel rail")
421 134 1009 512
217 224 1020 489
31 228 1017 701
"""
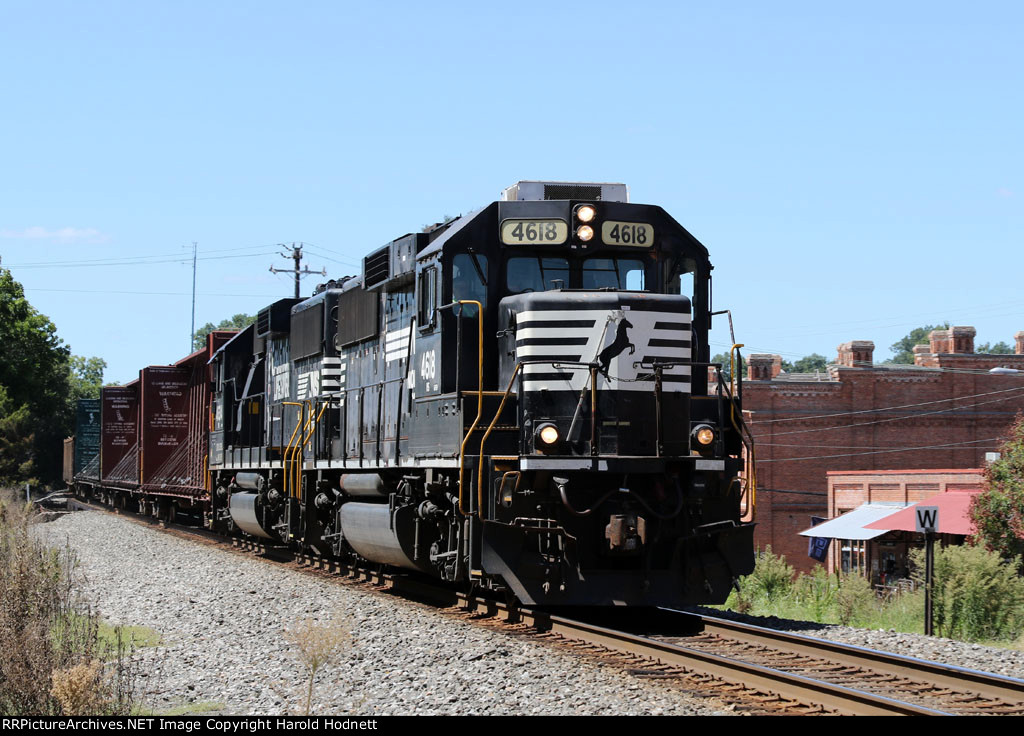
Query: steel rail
451 593 951 715
690 612 1024 706
503 607 948 715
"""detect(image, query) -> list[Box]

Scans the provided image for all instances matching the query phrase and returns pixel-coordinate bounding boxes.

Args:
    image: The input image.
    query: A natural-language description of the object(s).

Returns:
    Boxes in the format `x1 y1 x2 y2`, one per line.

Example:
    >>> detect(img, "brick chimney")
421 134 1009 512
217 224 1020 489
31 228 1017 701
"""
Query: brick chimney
1016 331 1024 355
929 329 952 354
747 354 781 380
836 340 874 367
912 344 931 365
950 326 976 354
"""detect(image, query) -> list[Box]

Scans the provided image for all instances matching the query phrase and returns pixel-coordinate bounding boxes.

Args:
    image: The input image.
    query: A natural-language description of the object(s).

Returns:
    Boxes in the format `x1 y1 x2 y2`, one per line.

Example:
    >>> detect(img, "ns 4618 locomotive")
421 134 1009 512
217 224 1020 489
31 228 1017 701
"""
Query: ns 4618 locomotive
209 181 756 607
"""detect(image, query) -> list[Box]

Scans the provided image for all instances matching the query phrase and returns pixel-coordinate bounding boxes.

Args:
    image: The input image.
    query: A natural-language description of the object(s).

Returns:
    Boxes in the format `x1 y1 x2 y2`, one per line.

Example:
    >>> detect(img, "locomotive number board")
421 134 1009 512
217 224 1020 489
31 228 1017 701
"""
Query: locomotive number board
500 219 569 245
602 221 654 247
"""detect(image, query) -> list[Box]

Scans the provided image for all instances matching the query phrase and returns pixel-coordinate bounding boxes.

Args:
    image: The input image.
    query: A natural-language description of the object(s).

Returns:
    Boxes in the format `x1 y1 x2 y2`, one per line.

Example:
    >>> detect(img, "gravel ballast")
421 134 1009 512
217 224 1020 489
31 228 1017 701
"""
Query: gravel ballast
35 511 725 716
35 510 1024 715
693 606 1024 680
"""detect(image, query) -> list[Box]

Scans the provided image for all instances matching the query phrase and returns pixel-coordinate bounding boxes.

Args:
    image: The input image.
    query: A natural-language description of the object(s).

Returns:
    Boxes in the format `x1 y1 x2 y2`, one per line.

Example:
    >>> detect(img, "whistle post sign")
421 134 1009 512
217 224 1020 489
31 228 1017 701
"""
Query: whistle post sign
916 506 939 534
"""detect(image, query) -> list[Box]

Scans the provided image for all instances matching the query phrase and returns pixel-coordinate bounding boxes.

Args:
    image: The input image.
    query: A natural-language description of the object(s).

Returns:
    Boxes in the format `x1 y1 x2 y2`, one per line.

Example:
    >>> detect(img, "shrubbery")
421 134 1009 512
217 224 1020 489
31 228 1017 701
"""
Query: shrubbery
726 544 1024 644
0 492 138 714
910 544 1024 642
793 567 836 623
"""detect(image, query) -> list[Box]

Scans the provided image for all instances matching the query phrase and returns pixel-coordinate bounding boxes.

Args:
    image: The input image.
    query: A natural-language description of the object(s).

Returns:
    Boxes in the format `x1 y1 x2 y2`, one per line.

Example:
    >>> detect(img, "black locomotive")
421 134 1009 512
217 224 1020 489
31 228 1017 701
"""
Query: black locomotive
208 181 755 607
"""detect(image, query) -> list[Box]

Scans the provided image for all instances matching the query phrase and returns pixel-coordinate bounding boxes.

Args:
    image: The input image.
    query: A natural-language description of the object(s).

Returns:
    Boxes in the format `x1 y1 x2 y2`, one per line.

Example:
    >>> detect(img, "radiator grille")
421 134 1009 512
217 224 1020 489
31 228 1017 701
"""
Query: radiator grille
544 184 603 201
363 247 390 288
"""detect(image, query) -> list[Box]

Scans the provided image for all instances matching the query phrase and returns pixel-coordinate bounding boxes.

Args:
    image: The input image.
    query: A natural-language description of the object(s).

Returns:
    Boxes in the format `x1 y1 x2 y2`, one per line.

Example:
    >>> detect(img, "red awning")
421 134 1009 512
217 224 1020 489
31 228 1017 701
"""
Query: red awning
863 491 980 536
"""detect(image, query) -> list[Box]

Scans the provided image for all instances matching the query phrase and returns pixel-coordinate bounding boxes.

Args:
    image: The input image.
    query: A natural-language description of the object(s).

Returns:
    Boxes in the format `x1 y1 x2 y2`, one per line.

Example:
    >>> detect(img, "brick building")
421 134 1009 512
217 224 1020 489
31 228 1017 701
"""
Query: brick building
743 327 1024 572
817 468 984 579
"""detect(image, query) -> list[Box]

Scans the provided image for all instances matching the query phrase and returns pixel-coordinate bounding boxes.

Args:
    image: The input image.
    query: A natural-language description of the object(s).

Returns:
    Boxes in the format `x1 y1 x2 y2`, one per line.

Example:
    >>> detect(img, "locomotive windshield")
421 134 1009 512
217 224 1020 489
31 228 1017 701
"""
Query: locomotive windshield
504 255 650 293
506 256 569 293
582 257 645 290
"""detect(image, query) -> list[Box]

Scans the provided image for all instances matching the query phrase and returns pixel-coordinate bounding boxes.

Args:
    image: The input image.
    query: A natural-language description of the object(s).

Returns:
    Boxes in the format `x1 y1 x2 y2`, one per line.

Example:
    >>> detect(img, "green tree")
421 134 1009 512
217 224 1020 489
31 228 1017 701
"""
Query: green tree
0 269 73 484
710 351 745 383
0 386 35 482
977 341 1013 354
887 323 949 364
780 353 829 374
67 356 106 404
971 415 1024 562
192 313 254 351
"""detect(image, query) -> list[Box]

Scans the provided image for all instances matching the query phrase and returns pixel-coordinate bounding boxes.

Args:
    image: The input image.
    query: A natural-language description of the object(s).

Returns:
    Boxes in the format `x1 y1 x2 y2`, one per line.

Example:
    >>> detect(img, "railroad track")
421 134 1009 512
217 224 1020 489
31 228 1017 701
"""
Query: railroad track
661 613 1024 715
63 496 1024 715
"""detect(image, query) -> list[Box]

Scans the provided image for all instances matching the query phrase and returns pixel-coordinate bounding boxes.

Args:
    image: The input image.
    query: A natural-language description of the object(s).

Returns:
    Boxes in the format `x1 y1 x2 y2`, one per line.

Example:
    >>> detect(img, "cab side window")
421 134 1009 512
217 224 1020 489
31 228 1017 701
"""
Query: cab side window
452 253 488 317
418 266 437 330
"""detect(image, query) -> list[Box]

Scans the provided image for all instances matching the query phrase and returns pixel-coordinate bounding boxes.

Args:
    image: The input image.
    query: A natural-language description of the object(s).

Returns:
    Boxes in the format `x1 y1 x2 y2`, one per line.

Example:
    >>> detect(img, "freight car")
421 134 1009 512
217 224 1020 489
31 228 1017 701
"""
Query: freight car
71 333 235 518
73 181 757 608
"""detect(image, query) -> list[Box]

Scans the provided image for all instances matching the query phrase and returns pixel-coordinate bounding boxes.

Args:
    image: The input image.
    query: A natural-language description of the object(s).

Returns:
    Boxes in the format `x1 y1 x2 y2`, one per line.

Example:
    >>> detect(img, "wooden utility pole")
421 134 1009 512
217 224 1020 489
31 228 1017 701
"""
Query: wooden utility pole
269 243 325 298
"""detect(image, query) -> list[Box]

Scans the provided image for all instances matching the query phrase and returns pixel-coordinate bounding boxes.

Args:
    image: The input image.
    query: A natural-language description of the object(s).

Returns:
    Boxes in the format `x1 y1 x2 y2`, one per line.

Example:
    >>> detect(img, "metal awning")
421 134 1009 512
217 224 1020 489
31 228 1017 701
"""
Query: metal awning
798 503 909 540
864 492 981 536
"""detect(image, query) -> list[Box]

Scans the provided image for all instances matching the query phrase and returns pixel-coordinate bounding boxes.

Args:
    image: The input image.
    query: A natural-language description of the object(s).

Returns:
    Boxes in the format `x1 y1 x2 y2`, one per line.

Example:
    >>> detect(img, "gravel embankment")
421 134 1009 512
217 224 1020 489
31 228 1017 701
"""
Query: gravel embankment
34 511 727 716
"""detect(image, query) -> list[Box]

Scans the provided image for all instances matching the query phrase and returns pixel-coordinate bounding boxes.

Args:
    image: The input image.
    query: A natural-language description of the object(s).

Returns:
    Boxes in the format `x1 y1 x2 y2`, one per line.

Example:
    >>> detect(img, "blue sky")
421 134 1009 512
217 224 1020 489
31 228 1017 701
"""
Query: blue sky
1 1 1021 383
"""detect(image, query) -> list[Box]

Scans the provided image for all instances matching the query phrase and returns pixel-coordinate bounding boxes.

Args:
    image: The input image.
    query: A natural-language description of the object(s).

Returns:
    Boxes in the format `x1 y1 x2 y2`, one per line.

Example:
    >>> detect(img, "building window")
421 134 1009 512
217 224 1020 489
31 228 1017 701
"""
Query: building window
839 539 866 575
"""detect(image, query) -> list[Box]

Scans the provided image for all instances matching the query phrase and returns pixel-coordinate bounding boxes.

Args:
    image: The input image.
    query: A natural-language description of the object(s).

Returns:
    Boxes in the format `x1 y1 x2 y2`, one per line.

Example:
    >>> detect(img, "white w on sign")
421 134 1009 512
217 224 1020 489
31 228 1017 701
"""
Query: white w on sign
915 506 939 533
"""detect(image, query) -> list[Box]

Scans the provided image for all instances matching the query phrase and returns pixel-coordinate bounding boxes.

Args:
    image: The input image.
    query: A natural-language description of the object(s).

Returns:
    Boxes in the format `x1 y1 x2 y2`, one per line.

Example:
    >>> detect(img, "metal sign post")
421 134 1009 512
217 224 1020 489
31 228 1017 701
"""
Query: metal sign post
916 506 939 636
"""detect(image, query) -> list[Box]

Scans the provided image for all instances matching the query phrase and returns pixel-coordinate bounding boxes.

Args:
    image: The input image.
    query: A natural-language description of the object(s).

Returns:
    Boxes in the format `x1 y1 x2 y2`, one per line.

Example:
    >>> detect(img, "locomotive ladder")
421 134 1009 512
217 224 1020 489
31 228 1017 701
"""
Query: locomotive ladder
282 399 330 502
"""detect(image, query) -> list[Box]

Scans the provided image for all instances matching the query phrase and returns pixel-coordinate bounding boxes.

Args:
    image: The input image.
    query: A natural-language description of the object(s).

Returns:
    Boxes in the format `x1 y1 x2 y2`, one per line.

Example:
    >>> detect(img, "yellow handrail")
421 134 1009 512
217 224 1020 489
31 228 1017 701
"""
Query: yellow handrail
285 400 317 502
476 363 523 520
729 343 743 398
293 400 329 502
452 300 483 516
281 402 305 499
728 344 756 521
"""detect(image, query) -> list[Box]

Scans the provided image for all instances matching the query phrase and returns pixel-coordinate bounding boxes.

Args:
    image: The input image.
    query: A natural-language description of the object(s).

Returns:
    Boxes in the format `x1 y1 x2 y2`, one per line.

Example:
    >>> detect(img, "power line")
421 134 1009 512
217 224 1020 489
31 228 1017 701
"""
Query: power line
726 302 1024 340
751 384 1024 425
712 344 1024 378
758 438 1005 449
301 242 359 265
752 391 1024 438
24 287 282 297
302 244 359 267
5 250 278 269
3 243 277 268
757 436 1005 463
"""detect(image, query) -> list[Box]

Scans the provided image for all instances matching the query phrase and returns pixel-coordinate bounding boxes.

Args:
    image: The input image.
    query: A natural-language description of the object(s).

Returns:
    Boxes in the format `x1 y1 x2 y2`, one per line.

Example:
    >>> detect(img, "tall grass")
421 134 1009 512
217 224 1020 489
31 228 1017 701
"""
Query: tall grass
285 618 352 716
910 544 1024 642
0 491 139 714
724 545 1024 644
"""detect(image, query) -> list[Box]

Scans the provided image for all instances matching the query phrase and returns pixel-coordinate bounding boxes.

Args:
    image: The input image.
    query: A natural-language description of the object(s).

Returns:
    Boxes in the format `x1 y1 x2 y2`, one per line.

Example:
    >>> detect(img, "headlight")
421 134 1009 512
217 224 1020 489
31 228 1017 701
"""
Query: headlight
576 225 594 242
575 204 596 223
536 423 560 447
691 424 716 447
